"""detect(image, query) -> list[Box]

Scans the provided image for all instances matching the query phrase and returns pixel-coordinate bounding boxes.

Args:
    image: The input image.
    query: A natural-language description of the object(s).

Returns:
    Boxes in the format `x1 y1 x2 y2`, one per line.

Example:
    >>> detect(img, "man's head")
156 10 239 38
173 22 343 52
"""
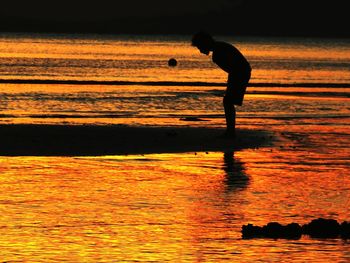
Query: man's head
191 31 214 55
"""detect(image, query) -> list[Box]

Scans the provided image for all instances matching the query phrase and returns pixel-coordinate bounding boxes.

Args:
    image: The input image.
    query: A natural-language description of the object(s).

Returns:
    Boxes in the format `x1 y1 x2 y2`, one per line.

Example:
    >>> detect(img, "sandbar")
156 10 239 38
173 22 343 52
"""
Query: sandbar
0 124 274 156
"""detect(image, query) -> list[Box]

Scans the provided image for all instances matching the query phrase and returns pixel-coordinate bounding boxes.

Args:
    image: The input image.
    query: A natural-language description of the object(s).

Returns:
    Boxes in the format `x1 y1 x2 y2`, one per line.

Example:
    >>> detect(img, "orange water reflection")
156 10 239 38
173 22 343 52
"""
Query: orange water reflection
0 147 349 262
1 35 349 85
1 33 350 262
2 83 349 129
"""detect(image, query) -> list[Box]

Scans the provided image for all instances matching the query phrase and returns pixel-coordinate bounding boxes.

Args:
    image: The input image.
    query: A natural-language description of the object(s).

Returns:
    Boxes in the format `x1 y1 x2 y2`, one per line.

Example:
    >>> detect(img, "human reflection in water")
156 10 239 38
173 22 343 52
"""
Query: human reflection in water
223 151 249 191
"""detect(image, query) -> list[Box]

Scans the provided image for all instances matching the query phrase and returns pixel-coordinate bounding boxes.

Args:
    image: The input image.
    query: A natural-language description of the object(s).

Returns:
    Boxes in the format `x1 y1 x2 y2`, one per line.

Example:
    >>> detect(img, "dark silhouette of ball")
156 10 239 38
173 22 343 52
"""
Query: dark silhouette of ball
168 58 177 67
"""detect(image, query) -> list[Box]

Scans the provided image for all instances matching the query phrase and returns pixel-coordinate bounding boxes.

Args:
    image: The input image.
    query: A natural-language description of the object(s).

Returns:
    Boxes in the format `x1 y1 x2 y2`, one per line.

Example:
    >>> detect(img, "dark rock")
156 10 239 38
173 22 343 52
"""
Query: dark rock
242 224 263 239
263 222 285 238
302 218 340 238
284 223 303 239
242 218 350 240
340 221 350 239
242 222 302 239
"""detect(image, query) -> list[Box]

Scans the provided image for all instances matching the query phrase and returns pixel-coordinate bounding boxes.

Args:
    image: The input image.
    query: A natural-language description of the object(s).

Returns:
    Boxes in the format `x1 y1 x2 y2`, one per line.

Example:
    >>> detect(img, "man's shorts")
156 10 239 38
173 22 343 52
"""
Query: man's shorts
224 70 251 106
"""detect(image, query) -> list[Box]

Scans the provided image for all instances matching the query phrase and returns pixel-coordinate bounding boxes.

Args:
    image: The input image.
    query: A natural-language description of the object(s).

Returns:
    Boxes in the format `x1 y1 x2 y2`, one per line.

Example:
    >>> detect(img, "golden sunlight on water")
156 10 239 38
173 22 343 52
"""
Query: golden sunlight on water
2 82 349 127
0 34 349 262
2 35 349 84
0 147 349 262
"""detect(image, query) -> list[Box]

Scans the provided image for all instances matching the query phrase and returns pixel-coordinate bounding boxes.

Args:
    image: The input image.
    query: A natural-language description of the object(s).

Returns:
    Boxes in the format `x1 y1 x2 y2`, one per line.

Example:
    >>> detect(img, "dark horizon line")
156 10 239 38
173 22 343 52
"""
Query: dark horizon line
1 28 349 39
1 14 349 39
1 30 350 40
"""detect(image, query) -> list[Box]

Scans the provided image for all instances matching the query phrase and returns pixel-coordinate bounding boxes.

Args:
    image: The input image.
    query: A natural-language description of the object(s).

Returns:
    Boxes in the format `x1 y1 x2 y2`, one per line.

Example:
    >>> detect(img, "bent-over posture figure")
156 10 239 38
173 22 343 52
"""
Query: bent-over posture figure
192 32 251 137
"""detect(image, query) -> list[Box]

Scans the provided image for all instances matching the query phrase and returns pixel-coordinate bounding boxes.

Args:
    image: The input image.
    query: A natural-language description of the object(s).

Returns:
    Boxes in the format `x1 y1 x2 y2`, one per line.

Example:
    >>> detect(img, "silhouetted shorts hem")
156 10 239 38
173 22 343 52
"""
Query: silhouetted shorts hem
224 71 251 106
224 88 247 106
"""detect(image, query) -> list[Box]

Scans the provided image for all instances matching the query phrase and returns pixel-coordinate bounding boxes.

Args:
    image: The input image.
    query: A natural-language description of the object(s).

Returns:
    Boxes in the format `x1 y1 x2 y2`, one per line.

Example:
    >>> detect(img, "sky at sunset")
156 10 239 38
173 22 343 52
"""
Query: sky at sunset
2 0 233 20
1 0 349 37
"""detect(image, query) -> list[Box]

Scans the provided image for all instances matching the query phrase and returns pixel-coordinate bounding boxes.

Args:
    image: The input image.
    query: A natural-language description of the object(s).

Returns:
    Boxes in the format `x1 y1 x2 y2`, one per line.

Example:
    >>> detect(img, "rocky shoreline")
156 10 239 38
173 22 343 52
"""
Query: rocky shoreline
242 218 350 239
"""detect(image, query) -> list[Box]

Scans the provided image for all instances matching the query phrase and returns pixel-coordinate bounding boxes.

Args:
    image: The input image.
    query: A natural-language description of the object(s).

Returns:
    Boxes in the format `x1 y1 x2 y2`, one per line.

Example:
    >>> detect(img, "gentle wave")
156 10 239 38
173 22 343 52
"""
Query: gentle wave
2 89 349 99
2 113 350 120
247 91 350 98
0 79 350 88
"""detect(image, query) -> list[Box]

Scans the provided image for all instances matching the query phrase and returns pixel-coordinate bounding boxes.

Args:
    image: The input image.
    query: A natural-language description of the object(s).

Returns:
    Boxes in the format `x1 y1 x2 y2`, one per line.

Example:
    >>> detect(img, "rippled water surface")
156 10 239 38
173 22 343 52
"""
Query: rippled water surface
1 139 349 262
0 33 349 262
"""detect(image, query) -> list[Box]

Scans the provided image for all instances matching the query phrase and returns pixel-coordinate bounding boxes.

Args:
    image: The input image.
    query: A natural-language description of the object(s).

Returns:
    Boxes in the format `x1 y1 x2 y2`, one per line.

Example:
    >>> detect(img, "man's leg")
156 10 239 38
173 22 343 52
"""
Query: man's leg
223 96 236 137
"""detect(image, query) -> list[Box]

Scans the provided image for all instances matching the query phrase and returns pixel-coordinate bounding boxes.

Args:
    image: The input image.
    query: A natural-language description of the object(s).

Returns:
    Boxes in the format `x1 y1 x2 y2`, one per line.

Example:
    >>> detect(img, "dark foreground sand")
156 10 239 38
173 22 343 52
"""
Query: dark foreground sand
0 124 274 156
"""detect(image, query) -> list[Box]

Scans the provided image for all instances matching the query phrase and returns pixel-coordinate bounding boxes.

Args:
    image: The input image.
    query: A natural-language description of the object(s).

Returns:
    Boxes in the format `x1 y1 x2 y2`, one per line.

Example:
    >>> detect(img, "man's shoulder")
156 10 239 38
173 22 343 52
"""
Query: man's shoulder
213 41 233 49
213 41 237 54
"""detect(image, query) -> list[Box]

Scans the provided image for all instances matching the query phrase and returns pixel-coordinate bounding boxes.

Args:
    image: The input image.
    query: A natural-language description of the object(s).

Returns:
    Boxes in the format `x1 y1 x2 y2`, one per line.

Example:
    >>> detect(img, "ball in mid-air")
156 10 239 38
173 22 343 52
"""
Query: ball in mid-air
168 58 177 67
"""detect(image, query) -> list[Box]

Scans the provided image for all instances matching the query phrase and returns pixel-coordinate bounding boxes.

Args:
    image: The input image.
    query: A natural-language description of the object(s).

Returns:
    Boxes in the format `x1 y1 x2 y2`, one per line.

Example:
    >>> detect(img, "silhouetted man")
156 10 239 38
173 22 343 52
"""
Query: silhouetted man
192 32 251 138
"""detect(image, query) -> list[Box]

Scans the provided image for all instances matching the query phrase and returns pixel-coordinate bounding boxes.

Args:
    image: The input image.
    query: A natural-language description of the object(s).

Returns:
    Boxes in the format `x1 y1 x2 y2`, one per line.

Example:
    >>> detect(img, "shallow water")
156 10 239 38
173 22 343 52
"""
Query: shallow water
0 33 350 262
1 139 349 262
0 118 349 262
1 33 349 126
1 33 349 84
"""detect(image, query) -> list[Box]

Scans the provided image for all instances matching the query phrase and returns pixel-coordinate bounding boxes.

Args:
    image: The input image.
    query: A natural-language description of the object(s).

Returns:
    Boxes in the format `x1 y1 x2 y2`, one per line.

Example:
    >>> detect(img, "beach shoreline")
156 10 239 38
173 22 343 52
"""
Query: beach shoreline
0 124 274 156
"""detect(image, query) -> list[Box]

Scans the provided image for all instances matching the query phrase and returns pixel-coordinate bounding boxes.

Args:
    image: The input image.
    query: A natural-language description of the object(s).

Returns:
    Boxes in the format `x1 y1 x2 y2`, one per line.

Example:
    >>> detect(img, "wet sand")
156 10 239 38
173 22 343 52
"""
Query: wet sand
0 124 273 156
